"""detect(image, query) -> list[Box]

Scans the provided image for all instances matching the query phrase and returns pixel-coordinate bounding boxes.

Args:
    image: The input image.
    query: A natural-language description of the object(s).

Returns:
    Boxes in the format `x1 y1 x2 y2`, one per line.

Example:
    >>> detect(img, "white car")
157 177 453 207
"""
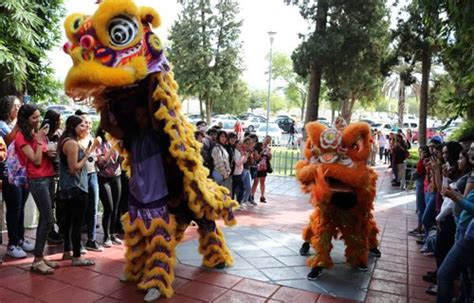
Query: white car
256 123 283 145
241 115 267 132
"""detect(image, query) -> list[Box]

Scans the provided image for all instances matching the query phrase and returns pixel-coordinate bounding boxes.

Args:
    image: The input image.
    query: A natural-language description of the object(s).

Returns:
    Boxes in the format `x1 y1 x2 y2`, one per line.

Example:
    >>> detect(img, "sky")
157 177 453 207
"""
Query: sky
50 0 309 90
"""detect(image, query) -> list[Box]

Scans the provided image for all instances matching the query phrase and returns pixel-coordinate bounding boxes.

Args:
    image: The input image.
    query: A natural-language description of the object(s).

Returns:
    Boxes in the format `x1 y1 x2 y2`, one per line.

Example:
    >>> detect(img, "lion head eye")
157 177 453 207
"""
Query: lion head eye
108 15 139 47
351 143 359 151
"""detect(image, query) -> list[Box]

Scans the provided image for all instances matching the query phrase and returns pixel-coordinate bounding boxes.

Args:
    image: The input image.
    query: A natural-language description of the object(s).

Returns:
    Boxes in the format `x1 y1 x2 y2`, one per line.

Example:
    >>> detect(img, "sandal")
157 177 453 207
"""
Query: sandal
31 260 55 275
72 257 95 266
44 259 60 269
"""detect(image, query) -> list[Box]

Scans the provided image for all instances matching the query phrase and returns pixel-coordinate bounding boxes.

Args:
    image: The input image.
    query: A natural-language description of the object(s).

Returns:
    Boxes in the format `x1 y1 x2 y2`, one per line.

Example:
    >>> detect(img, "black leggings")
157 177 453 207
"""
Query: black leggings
61 190 88 257
98 175 122 240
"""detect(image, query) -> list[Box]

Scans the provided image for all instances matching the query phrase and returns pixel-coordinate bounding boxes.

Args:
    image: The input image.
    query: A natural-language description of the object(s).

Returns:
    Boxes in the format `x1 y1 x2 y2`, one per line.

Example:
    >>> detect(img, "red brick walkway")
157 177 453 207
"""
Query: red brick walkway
0 166 437 302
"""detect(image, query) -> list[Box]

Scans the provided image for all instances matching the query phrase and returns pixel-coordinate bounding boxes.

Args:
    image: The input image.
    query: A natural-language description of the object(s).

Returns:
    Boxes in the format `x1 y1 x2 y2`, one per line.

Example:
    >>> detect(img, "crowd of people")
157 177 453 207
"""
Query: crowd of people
406 135 474 302
194 120 273 209
0 96 126 273
369 128 412 188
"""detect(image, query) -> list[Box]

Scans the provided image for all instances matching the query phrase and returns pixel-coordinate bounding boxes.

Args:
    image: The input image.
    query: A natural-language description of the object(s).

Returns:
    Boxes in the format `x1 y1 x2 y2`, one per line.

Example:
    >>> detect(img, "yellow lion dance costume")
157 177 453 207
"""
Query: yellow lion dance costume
62 0 237 300
295 117 381 280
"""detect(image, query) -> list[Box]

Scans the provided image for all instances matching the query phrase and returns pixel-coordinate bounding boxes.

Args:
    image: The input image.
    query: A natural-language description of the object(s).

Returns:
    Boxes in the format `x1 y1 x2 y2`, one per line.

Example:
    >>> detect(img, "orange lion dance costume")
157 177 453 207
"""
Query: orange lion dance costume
295 117 381 280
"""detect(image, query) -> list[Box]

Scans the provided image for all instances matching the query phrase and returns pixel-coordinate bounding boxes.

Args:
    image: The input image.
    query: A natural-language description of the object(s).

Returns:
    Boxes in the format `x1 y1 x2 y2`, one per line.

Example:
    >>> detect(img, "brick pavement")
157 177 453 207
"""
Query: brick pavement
0 164 437 302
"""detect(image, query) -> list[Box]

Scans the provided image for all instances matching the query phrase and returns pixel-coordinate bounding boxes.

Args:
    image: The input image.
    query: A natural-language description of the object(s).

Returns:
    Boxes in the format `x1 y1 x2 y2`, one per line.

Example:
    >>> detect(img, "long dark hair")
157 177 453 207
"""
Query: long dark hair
444 141 463 167
43 109 61 139
459 148 473 175
58 115 83 151
17 104 39 142
0 95 17 123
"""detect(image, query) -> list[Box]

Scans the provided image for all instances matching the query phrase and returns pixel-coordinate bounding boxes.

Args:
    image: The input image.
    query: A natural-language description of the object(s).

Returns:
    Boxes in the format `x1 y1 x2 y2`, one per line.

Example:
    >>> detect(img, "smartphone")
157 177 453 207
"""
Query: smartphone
87 140 92 149
40 118 50 129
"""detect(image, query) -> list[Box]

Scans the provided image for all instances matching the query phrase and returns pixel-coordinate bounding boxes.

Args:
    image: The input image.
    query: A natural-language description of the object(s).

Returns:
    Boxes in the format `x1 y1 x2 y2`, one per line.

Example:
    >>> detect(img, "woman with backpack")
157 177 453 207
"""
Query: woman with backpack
211 131 232 191
15 104 57 274
0 96 34 259
251 135 273 203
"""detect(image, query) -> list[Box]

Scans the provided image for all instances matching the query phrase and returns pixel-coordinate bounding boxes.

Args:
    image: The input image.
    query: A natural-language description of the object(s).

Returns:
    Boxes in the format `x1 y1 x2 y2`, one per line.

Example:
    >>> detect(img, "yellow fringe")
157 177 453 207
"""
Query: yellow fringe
198 226 234 268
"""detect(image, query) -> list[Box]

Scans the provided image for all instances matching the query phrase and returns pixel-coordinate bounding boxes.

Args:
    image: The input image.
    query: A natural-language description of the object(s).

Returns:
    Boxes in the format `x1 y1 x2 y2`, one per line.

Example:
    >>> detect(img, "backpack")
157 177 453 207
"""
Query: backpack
5 140 28 187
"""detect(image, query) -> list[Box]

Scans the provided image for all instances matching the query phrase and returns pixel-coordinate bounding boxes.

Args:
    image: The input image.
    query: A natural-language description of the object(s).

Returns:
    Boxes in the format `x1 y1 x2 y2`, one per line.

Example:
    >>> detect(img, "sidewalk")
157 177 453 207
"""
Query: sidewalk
0 163 437 302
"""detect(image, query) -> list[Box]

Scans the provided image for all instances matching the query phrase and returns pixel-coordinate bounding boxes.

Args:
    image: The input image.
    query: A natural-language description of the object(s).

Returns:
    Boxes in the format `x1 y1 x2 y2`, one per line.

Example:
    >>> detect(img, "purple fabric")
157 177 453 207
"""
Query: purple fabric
129 131 168 204
128 204 169 229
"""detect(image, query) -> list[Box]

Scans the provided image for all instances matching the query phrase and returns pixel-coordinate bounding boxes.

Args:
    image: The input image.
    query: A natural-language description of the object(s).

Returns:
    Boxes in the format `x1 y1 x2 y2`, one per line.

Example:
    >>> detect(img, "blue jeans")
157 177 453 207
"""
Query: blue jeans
85 172 99 241
415 177 425 225
242 169 252 202
2 175 29 246
28 177 54 257
437 234 474 303
422 191 437 239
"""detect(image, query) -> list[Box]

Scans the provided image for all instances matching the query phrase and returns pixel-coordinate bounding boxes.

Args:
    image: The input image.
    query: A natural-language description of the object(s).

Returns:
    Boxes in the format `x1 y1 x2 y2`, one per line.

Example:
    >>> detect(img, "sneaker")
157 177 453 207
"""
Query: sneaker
111 235 122 245
408 228 423 236
370 248 382 258
19 240 34 252
260 196 266 203
7 245 27 259
144 288 161 302
299 242 310 256
85 240 103 252
357 264 368 271
426 285 437 295
80 246 87 255
103 239 113 248
307 266 324 280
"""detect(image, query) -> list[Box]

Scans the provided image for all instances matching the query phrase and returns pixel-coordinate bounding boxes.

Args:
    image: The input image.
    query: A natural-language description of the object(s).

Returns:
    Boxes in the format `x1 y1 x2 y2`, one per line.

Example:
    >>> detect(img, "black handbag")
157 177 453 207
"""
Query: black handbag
58 187 83 201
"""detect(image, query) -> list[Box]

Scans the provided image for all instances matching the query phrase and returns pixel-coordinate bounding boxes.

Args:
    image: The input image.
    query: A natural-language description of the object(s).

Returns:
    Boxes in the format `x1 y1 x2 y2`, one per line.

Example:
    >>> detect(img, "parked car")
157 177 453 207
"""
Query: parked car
46 105 73 114
274 117 296 133
255 123 283 145
241 115 267 132
359 119 375 126
237 112 257 120
185 114 203 125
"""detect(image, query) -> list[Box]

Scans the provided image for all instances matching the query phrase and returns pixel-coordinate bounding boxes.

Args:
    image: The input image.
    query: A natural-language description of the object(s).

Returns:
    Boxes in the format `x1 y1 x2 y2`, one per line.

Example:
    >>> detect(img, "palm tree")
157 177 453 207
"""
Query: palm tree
382 64 420 127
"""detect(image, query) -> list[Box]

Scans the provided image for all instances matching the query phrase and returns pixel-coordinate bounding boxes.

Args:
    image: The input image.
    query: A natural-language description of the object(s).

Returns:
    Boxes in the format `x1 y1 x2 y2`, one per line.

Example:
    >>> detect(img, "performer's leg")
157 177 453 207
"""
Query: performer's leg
307 209 336 280
339 220 369 270
122 213 147 282
300 217 314 256
367 213 381 257
195 218 233 268
137 215 177 299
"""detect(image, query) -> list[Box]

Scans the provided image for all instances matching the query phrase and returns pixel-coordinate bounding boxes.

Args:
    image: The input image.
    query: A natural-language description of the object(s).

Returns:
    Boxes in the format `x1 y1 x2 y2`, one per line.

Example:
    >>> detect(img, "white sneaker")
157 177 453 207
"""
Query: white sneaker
20 240 35 252
7 245 27 259
144 288 161 302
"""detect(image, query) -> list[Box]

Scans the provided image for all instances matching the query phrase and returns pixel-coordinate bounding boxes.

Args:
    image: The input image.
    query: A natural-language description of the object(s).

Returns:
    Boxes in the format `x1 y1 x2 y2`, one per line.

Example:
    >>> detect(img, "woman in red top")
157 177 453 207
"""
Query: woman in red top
15 104 57 274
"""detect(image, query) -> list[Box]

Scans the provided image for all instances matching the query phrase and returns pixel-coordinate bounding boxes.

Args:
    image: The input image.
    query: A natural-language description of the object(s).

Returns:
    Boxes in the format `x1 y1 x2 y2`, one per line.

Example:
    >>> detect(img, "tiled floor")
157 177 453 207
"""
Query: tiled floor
0 163 437 302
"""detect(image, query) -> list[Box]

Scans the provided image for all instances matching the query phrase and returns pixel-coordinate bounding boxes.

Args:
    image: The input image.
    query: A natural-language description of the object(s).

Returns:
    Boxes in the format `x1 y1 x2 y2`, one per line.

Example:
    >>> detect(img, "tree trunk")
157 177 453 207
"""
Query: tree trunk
0 77 19 96
419 50 431 146
199 96 204 118
340 99 350 122
205 98 212 125
304 0 328 124
300 93 306 121
347 95 357 123
398 77 405 128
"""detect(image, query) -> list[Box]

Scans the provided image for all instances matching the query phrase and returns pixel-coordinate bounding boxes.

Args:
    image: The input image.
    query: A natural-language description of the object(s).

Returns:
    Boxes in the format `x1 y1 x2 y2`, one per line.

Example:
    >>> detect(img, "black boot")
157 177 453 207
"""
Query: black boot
299 242 310 256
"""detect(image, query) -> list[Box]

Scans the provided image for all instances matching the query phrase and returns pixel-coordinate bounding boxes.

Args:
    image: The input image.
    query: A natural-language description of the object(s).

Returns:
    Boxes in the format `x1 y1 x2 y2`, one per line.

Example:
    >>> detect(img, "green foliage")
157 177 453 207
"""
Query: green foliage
249 89 266 110
286 0 390 120
429 73 459 121
271 52 308 117
213 79 250 114
168 0 243 121
448 120 474 142
0 0 65 101
437 0 474 119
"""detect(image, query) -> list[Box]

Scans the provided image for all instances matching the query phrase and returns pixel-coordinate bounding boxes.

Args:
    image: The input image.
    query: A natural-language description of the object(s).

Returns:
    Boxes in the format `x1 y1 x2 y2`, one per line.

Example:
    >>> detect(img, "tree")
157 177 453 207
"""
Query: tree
168 0 243 124
285 0 329 123
286 0 389 123
248 89 266 110
438 1 474 120
0 0 65 102
271 52 308 120
213 79 250 114
393 0 442 146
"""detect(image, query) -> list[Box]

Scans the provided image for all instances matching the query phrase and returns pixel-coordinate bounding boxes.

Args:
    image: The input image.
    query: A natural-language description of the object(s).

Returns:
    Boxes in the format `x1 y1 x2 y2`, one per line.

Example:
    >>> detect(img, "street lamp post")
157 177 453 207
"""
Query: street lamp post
266 31 276 136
